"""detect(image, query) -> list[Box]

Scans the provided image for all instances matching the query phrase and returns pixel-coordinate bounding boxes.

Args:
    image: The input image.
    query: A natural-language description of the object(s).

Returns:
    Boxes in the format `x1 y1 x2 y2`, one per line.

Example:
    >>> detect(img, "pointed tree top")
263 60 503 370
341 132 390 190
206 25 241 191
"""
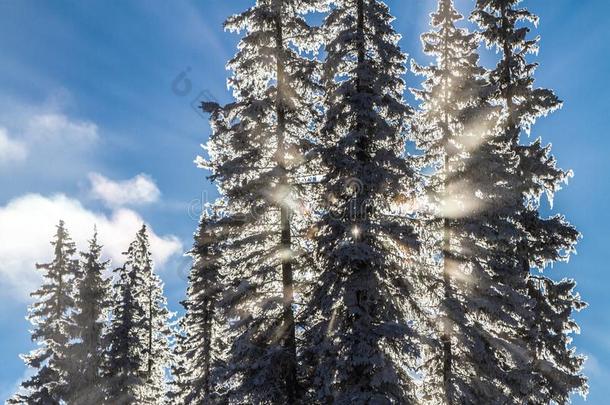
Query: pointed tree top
431 0 462 27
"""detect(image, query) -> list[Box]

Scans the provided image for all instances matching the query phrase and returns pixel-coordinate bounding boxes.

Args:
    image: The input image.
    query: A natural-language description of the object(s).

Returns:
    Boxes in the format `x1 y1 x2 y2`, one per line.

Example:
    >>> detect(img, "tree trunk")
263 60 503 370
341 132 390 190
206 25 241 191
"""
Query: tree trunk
355 0 368 165
440 18 453 404
273 1 298 401
441 221 453 404
203 297 213 400
147 268 153 379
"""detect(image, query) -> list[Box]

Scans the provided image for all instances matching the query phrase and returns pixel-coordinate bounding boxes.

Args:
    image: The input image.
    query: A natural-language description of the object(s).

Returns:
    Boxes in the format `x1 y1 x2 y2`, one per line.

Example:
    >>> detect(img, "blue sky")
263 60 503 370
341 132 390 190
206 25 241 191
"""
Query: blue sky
0 0 608 402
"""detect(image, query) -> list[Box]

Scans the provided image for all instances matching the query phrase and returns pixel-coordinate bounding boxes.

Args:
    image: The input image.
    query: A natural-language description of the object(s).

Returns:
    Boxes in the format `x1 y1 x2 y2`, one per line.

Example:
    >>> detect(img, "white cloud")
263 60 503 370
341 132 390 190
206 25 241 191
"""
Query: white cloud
0 127 27 165
88 172 161 207
0 193 183 301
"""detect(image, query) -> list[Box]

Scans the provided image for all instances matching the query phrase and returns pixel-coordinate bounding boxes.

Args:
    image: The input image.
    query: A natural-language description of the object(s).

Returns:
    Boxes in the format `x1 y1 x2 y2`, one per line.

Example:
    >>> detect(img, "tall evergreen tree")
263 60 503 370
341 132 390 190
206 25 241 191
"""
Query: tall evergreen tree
104 262 145 404
472 0 586 402
104 225 172 404
166 317 189 405
168 213 227 404
411 0 503 402
411 0 555 402
9 220 80 404
65 228 111 404
301 1 421 402
200 0 323 402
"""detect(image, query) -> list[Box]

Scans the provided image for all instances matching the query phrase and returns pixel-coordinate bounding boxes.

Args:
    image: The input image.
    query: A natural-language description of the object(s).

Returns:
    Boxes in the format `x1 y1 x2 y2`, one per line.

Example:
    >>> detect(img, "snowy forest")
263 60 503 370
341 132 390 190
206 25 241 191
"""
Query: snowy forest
9 0 587 404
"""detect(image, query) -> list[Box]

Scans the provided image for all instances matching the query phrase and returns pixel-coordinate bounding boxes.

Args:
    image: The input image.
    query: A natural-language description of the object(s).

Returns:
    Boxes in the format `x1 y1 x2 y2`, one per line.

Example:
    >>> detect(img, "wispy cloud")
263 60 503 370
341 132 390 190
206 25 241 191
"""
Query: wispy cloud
0 128 27 166
26 113 98 144
585 353 610 379
144 1 230 63
0 98 101 180
88 172 161 207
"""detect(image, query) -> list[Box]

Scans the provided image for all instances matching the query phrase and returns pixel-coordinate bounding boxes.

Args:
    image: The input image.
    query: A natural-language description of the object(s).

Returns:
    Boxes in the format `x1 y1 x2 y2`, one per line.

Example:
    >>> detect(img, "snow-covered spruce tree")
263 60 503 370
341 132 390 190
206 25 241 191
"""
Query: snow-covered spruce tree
104 262 145 404
472 0 586 402
166 317 188 405
168 213 227 404
65 229 111 404
411 0 512 402
9 220 80 404
104 225 172 404
199 0 324 402
300 1 421 402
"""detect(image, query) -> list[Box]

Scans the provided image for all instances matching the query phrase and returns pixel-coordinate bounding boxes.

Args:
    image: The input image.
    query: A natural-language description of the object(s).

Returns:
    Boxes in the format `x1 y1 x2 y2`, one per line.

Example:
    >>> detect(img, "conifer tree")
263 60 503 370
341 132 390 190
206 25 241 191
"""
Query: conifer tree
104 263 144 404
9 220 80 404
200 0 323 402
472 0 586 402
166 318 189 405
411 0 503 402
169 213 227 404
65 229 111 404
104 225 172 404
301 0 421 402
